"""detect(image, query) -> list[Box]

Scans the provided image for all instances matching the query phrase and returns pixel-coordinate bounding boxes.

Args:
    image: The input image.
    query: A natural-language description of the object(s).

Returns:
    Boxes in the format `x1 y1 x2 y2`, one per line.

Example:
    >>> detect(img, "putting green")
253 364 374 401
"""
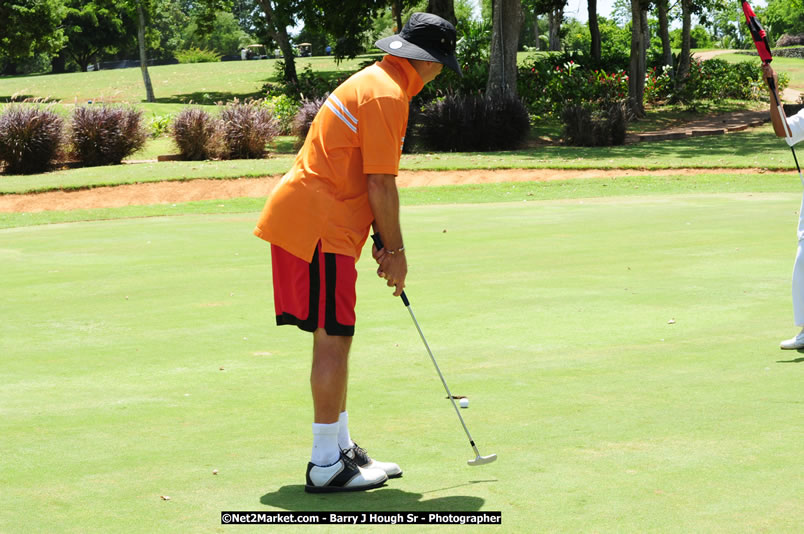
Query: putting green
1 194 802 532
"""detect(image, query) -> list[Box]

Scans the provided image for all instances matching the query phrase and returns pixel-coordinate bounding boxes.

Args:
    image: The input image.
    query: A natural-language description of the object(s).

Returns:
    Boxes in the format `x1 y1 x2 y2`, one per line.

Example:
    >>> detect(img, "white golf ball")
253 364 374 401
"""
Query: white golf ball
459 398 469 408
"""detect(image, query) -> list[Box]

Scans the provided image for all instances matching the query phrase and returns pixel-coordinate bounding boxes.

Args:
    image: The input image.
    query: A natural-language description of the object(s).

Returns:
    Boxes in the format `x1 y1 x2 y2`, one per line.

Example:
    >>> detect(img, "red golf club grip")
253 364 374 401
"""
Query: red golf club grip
371 233 410 306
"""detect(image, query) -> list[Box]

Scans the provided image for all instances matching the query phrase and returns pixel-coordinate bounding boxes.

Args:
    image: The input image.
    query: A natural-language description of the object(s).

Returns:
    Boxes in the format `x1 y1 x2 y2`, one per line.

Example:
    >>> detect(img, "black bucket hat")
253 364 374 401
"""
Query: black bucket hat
375 13 462 77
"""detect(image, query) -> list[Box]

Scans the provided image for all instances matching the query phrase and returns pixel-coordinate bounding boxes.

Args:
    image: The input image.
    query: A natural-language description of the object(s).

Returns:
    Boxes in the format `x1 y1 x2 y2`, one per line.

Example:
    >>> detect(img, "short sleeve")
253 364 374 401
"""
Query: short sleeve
787 110 804 147
358 96 407 175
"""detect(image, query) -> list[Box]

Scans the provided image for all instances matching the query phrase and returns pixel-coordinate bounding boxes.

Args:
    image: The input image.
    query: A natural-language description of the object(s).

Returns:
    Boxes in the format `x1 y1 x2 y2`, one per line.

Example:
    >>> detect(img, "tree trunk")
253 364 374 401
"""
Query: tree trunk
427 0 457 26
588 0 601 63
137 1 155 103
1 62 18 76
486 0 523 101
392 1 403 33
51 51 67 74
256 0 298 88
547 8 562 51
533 16 540 51
656 0 672 68
628 0 645 117
675 0 692 92
640 6 649 76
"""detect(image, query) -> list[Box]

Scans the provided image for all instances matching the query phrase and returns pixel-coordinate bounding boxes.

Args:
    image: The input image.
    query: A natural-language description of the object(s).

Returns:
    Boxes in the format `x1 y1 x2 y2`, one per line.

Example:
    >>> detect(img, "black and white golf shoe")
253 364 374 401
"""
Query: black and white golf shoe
304 450 388 493
343 443 403 479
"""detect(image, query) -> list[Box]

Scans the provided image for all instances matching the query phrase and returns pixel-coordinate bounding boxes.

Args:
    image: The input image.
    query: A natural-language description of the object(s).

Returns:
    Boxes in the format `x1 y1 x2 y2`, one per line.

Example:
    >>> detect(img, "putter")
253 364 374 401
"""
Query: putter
372 234 497 467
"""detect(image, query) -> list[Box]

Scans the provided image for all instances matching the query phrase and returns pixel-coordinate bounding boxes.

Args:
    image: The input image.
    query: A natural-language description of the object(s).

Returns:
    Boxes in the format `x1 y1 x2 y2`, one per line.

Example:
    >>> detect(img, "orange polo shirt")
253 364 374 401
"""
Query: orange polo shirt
253 55 424 262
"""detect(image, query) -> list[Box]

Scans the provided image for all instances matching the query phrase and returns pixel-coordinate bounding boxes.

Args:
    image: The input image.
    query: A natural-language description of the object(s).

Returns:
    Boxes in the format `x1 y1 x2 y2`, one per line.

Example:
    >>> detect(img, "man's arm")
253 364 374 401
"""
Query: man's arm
367 173 407 296
762 64 790 138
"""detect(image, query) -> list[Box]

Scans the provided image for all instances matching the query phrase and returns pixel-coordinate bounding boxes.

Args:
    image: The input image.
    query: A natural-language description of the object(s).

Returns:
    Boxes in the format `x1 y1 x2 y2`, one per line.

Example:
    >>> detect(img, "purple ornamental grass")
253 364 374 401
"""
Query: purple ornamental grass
0 106 64 175
219 101 279 159
69 106 146 166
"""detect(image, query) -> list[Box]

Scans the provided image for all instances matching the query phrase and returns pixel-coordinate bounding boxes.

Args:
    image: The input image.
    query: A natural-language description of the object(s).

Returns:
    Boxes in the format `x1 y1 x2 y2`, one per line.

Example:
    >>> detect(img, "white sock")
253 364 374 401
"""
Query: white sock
338 411 354 450
311 422 340 466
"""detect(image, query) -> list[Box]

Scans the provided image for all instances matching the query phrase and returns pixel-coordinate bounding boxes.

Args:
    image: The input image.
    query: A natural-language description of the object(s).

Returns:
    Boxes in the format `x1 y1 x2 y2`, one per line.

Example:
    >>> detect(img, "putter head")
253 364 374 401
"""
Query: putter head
467 453 497 466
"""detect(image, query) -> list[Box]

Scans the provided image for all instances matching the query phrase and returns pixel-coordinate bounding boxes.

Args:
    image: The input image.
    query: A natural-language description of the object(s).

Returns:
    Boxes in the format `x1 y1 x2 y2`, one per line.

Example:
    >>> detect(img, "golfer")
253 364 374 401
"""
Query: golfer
254 13 460 492
763 64 804 349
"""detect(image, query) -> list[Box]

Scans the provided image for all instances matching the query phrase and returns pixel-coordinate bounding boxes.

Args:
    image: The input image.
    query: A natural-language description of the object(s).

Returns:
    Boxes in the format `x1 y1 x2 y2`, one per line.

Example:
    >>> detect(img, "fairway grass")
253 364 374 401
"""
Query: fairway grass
2 194 802 532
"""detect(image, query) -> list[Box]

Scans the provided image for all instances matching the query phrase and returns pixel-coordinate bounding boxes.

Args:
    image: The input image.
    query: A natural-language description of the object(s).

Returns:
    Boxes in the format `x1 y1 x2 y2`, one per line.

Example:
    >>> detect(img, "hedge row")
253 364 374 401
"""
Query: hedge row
0 101 282 174
0 105 146 174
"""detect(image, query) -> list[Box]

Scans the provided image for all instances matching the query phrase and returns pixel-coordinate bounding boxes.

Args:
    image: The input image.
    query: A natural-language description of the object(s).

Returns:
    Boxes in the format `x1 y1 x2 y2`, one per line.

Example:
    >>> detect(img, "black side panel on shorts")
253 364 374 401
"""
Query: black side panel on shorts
324 253 355 337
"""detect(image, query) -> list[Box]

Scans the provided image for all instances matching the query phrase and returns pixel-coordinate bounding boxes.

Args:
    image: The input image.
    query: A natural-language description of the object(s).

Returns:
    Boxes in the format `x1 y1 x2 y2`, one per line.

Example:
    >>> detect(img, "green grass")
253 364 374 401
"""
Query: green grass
0 55 375 106
2 191 802 533
3 125 801 195
715 53 804 93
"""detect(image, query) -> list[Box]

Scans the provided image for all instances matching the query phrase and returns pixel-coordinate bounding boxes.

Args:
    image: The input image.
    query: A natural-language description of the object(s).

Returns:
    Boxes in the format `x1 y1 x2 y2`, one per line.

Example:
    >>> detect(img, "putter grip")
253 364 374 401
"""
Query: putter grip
370 233 410 306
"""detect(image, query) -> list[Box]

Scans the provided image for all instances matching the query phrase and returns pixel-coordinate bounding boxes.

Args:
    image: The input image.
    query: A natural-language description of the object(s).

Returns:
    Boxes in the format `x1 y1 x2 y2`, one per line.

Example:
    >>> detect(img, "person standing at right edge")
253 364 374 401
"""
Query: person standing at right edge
763 64 804 349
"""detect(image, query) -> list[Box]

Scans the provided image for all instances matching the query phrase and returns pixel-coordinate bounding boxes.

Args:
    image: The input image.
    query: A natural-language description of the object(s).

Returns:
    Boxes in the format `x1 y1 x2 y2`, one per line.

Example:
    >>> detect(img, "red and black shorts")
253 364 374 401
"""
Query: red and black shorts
270 242 357 336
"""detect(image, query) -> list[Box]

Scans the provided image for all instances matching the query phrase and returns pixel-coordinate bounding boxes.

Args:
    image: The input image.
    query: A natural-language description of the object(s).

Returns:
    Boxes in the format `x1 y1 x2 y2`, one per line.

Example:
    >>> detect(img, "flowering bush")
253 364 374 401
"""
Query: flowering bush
644 67 673 103
517 54 628 117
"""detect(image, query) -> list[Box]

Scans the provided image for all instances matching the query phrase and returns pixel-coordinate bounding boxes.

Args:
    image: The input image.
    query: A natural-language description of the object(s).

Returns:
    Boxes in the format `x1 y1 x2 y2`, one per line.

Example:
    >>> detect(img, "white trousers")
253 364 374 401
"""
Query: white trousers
793 192 804 325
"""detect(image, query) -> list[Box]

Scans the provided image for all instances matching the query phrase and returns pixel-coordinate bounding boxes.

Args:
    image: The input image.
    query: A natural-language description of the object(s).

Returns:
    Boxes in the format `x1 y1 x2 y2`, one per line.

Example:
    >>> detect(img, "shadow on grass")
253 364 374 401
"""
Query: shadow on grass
467 129 785 166
776 355 804 363
152 90 266 105
0 95 35 103
260 480 496 511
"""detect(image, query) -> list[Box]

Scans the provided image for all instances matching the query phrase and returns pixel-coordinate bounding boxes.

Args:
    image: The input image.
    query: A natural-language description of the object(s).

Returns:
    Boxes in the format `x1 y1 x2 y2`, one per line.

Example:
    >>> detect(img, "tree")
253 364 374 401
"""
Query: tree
60 0 131 72
0 0 66 74
255 1 300 85
655 0 672 68
150 0 190 60
675 0 693 94
183 11 250 55
486 0 523 100
427 0 456 25
135 0 155 102
763 0 804 37
588 0 601 62
674 0 726 94
525 0 567 52
628 0 651 117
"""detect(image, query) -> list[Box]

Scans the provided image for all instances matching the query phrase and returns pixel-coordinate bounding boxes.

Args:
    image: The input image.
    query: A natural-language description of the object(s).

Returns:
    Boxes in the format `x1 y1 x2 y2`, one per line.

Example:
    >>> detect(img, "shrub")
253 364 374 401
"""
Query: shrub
0 105 64 174
669 58 785 105
561 101 628 147
417 94 530 152
262 95 301 135
175 47 222 63
218 101 279 159
291 95 327 143
69 105 147 166
644 66 673 104
171 108 221 161
518 55 628 118
147 113 173 138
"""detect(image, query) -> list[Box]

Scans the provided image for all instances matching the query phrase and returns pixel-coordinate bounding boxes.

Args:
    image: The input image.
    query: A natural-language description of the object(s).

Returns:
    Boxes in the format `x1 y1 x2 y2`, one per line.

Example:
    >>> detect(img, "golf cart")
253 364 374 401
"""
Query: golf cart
245 44 268 60
298 43 312 57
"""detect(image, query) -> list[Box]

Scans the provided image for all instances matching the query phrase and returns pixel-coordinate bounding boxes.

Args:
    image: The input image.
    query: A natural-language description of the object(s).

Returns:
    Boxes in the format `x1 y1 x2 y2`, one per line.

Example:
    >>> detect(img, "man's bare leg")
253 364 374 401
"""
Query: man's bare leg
311 328 351 424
